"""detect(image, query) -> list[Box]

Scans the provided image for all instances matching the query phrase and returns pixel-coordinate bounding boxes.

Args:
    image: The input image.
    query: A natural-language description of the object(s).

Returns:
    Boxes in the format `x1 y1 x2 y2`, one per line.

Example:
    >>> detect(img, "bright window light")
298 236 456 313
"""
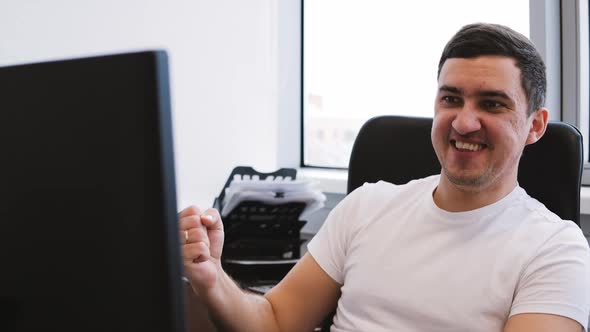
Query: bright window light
303 0 530 168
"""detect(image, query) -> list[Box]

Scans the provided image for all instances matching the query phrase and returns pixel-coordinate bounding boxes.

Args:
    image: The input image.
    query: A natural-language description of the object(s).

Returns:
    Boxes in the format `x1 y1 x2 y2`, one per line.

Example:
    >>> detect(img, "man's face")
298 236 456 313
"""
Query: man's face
432 55 536 192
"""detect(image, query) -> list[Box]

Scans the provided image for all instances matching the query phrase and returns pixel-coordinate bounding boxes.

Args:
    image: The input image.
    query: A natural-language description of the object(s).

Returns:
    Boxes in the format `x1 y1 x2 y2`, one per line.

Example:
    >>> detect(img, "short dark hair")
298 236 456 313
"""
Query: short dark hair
437 23 546 115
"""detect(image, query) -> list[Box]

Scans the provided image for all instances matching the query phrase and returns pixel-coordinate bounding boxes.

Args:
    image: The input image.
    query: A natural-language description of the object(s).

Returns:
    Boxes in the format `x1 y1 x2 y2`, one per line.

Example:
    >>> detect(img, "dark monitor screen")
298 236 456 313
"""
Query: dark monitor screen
0 51 185 331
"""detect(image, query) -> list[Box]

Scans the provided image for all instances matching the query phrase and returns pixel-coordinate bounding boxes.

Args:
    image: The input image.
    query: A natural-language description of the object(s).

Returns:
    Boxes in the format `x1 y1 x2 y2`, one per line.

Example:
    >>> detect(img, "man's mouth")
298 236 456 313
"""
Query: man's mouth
451 139 486 152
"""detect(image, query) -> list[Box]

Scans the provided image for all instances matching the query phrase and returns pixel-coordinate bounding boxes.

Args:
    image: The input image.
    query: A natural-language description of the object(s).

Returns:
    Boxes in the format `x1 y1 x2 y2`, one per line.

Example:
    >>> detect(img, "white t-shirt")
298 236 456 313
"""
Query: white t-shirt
307 175 590 331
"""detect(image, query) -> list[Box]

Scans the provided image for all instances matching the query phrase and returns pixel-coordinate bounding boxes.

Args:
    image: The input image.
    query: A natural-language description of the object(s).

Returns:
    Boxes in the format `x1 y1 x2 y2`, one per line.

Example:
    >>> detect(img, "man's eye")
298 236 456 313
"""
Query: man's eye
481 100 505 109
441 96 461 104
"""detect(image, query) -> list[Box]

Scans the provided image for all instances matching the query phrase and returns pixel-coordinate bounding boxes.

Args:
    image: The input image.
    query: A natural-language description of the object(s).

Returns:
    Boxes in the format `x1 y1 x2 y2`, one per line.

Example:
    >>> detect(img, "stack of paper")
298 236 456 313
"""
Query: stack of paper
221 175 326 220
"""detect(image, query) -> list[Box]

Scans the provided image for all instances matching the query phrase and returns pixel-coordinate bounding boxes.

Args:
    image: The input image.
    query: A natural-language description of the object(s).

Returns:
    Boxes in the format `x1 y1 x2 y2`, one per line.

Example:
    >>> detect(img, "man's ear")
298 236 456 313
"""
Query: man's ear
525 108 549 145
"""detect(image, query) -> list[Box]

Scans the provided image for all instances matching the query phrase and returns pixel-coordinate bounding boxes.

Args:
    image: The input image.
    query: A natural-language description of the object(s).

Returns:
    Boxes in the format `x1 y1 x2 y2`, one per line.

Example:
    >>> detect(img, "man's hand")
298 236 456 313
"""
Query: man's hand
179 205 225 294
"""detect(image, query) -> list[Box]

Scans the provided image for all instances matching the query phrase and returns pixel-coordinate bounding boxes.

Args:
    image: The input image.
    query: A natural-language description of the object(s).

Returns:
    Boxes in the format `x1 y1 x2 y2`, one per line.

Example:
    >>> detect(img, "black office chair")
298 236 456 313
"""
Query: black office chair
347 115 583 226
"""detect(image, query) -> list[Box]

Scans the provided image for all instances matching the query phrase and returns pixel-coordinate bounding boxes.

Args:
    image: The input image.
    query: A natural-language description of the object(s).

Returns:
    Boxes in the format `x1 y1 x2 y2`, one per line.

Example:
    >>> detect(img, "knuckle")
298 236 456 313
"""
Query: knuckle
187 205 201 214
203 208 221 218
183 243 210 263
196 241 209 249
180 215 199 228
188 227 208 240
184 244 204 258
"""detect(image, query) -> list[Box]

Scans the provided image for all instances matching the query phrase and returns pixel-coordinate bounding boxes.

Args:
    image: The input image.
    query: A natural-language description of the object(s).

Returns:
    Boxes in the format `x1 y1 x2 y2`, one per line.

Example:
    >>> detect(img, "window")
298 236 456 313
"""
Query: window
562 0 590 184
302 0 530 168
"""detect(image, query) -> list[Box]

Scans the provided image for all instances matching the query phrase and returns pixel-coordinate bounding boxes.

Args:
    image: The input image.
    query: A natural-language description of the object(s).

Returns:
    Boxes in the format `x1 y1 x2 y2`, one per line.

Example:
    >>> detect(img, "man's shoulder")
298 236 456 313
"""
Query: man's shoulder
516 189 580 230
507 189 587 249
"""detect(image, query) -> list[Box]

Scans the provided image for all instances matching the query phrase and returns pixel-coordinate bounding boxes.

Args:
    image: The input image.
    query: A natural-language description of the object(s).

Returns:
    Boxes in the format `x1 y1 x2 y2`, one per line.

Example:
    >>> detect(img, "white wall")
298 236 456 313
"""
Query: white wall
0 0 294 209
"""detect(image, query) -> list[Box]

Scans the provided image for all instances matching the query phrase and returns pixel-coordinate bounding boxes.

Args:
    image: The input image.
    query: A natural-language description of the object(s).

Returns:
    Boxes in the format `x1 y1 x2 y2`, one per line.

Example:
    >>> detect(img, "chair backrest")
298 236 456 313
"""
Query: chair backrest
347 115 583 226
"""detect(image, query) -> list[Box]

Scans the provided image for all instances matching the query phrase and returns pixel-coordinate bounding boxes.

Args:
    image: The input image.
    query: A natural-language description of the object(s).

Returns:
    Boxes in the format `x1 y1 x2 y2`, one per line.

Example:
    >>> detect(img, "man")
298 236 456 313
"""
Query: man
180 23 590 331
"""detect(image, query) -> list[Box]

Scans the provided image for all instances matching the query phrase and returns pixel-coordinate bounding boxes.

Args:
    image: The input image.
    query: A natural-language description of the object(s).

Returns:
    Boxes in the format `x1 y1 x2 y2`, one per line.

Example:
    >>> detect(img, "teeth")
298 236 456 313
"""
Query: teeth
454 140 483 152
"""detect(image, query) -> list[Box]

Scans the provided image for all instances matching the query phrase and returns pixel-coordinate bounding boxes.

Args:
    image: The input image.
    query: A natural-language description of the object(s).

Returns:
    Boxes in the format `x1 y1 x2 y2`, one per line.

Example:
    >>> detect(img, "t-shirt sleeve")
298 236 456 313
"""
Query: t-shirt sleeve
306 184 371 285
510 223 590 329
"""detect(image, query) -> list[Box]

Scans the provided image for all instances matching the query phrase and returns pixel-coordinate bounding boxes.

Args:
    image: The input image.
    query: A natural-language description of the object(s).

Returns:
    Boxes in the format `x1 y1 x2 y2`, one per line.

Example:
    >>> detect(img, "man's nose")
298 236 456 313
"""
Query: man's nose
452 105 481 135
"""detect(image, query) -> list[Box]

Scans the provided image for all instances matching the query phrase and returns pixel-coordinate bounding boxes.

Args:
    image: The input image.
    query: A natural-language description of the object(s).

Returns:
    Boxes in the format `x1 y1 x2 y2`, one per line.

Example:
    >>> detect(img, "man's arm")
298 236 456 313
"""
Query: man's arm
181 206 341 332
502 225 590 332
265 253 342 332
503 313 583 332
185 280 217 332
198 253 340 332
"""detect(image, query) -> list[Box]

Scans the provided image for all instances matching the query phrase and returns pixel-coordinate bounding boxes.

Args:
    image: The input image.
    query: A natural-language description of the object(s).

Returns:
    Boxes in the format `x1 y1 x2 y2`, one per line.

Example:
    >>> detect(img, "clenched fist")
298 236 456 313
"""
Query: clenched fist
179 205 225 294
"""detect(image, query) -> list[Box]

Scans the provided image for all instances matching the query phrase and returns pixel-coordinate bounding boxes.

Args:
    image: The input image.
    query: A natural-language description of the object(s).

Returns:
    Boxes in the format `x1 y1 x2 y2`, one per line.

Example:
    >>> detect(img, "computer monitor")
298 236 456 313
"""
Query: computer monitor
0 51 185 331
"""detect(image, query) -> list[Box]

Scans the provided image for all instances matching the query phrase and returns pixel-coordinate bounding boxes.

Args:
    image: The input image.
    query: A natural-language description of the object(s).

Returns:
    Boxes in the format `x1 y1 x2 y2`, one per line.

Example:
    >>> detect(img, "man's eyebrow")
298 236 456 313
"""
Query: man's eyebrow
438 85 513 101
438 85 463 94
476 90 512 101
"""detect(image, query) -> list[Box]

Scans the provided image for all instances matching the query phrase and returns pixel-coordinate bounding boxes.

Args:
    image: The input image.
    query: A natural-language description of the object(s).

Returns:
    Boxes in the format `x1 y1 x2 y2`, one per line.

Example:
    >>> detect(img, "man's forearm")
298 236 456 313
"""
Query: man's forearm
185 281 217 332
196 272 280 332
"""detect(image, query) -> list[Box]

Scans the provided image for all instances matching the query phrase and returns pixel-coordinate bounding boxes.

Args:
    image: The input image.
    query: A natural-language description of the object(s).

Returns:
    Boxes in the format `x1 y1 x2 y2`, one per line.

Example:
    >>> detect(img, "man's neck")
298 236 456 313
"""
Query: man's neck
433 174 517 212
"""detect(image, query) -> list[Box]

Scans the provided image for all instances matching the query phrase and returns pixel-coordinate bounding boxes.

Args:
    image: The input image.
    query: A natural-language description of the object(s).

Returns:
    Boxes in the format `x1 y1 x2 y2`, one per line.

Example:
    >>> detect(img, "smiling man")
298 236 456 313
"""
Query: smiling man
181 23 590 332
431 54 547 212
